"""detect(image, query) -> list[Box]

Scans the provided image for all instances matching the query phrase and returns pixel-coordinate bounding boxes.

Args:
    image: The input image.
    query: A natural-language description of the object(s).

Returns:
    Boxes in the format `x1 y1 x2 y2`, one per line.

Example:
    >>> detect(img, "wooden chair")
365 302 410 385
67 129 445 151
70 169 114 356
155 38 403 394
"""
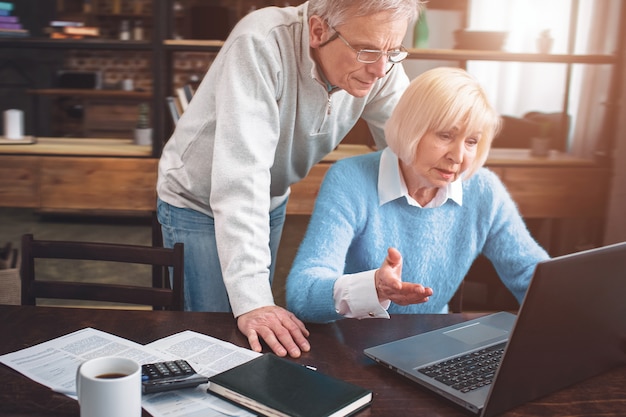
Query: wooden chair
20 234 184 310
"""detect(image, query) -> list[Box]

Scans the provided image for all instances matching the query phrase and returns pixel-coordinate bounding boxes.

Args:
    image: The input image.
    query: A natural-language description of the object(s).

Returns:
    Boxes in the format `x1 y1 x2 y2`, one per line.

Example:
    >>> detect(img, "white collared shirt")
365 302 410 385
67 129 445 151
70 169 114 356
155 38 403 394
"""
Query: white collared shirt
333 148 463 319
378 147 463 208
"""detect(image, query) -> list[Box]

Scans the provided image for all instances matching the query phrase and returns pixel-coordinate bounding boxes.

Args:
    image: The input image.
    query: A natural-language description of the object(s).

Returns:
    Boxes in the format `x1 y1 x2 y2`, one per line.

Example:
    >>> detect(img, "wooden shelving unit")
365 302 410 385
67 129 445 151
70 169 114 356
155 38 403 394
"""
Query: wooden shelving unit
0 0 622 231
2 0 622 156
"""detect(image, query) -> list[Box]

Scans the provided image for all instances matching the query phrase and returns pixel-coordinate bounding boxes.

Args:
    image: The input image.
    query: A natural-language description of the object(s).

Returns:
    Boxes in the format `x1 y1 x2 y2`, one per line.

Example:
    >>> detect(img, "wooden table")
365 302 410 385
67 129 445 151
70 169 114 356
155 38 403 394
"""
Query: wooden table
1 305 624 417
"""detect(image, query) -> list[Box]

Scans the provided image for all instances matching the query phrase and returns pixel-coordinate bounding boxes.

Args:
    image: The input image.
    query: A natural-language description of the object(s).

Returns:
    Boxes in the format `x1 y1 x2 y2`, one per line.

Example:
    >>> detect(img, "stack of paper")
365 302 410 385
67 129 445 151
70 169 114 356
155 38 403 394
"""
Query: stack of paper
0 328 259 417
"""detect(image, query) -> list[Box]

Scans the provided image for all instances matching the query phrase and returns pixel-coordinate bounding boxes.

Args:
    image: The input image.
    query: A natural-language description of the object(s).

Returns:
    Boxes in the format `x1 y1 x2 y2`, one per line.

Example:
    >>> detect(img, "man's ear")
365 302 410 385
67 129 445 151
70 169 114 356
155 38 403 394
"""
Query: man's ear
309 15 326 48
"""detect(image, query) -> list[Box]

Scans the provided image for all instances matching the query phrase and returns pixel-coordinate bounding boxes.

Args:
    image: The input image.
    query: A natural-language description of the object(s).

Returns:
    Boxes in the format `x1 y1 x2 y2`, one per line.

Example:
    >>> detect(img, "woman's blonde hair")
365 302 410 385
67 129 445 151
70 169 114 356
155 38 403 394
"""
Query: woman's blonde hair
385 67 501 178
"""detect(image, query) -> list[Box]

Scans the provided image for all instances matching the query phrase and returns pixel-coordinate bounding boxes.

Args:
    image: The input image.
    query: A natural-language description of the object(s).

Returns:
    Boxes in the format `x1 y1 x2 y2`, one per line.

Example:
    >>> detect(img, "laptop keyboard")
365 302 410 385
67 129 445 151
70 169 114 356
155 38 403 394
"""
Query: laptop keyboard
417 342 506 393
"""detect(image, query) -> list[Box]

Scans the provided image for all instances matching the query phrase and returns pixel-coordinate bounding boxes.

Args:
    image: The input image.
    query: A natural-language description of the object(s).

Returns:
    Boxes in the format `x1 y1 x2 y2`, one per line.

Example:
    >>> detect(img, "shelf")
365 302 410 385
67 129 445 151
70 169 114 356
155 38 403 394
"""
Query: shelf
406 48 617 64
161 40 616 64
287 145 607 219
163 39 224 52
486 148 600 167
0 38 153 51
27 89 151 99
1 0 620 162
0 137 152 157
6 37 614 63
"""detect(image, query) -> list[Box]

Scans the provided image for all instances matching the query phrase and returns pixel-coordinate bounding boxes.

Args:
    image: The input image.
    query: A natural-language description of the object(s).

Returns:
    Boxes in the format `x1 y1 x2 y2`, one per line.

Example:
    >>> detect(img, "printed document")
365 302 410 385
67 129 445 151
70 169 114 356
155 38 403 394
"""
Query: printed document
0 328 259 417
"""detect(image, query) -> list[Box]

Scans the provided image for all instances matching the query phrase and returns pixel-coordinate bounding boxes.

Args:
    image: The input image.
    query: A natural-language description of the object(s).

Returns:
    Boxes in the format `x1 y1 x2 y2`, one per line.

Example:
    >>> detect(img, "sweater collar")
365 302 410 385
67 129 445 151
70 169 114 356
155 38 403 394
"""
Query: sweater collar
308 49 339 93
302 5 340 94
378 147 463 208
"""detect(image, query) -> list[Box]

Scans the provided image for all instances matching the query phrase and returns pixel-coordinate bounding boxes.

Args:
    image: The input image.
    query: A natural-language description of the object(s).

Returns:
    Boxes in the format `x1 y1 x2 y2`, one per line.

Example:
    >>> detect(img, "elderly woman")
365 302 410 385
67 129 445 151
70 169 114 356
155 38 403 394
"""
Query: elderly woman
286 67 549 323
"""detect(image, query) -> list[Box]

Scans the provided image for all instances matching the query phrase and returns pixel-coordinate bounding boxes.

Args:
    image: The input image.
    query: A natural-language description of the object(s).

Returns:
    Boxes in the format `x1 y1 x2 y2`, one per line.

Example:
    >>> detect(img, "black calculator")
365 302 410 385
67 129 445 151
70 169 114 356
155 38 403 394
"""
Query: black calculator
141 360 209 394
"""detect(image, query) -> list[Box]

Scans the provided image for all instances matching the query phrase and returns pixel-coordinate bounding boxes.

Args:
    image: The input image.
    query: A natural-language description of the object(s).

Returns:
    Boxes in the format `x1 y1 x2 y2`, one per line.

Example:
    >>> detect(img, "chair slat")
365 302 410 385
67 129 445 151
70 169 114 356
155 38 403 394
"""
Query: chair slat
20 234 184 311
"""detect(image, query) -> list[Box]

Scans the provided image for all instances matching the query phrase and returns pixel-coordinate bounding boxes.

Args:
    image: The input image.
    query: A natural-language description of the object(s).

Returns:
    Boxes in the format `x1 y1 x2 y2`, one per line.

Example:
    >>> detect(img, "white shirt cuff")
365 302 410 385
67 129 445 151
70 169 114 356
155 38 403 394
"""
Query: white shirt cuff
333 270 390 319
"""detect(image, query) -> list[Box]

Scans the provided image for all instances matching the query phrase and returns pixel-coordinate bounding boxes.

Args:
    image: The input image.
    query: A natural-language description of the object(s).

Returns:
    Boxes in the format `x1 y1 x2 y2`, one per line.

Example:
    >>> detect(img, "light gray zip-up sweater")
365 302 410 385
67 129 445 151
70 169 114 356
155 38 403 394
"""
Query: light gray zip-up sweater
157 2 410 316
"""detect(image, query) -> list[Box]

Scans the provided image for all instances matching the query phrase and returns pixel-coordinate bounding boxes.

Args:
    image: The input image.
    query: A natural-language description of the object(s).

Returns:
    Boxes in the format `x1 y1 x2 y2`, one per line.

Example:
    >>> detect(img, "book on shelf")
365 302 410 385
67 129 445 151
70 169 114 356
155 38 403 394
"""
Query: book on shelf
176 87 189 111
50 32 79 39
166 96 181 124
112 0 121 14
63 26 100 37
44 21 99 39
0 27 27 37
0 1 24 36
0 15 17 23
183 84 195 103
207 353 373 417
49 20 85 28
0 22 20 29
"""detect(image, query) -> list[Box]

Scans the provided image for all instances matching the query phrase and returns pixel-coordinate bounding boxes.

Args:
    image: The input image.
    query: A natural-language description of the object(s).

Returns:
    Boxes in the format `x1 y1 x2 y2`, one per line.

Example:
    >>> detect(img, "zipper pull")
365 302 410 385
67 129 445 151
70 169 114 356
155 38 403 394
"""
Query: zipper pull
327 95 332 115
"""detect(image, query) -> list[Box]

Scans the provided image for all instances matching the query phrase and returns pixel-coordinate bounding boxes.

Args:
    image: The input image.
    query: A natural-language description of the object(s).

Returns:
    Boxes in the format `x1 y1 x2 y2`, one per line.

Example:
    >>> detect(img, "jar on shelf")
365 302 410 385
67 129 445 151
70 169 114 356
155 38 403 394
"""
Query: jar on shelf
413 9 429 48
119 20 131 41
133 20 143 41
537 29 554 54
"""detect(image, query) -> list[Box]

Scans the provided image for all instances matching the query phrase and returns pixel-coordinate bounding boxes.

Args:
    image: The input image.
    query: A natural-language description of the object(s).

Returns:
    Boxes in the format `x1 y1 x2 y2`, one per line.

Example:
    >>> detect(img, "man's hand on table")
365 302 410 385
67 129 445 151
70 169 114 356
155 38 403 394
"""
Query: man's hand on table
237 305 310 358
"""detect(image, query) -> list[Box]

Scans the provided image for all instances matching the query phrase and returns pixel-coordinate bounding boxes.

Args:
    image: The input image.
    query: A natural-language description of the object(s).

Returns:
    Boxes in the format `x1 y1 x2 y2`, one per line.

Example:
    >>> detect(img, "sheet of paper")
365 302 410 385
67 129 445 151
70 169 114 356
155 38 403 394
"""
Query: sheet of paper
0 327 169 395
0 327 258 417
143 330 260 417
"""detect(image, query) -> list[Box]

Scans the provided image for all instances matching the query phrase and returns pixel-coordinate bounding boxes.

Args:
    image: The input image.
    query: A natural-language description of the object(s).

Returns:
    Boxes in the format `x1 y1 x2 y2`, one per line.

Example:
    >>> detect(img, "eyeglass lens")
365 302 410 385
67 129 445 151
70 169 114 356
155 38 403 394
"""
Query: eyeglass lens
357 50 408 64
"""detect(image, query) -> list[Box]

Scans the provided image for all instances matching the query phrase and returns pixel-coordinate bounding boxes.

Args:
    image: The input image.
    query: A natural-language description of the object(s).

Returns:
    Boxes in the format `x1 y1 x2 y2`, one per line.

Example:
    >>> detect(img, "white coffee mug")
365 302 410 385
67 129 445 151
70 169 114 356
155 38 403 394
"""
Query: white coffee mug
76 357 142 417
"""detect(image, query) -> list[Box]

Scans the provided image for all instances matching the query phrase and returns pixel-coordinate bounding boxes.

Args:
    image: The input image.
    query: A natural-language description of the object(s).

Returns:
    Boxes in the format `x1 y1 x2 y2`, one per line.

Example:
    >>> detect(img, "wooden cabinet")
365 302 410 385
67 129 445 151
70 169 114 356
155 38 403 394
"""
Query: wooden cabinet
288 146 609 219
0 156 39 208
0 138 155 215
39 157 157 213
491 165 607 219
0 142 609 223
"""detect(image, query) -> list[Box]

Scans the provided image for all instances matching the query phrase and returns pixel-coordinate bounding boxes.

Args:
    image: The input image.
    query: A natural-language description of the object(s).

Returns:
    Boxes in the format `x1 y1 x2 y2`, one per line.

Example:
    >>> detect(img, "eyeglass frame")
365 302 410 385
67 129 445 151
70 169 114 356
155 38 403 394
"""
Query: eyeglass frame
319 26 409 72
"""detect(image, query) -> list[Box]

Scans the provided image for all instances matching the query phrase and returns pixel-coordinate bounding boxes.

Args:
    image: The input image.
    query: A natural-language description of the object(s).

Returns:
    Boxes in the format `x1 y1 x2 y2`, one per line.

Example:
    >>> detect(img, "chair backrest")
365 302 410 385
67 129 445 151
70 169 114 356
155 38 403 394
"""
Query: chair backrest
20 234 184 310
448 279 464 313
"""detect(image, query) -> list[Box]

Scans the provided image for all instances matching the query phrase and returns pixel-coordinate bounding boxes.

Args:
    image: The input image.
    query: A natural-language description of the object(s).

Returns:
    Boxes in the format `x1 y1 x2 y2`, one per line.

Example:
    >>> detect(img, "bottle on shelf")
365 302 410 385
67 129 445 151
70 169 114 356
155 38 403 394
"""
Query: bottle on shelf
134 102 152 146
119 20 130 41
413 9 429 49
133 19 143 41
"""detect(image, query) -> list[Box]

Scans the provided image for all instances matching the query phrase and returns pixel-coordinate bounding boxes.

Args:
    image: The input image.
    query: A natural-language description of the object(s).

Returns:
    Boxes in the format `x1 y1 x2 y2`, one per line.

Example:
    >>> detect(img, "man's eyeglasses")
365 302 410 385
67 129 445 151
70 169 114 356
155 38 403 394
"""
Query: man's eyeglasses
321 27 409 65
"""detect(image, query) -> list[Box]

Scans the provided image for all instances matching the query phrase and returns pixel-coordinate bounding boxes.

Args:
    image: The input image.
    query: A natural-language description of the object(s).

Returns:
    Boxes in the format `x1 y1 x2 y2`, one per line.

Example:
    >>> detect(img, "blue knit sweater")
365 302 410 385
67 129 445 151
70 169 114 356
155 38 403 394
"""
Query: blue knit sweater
286 151 549 323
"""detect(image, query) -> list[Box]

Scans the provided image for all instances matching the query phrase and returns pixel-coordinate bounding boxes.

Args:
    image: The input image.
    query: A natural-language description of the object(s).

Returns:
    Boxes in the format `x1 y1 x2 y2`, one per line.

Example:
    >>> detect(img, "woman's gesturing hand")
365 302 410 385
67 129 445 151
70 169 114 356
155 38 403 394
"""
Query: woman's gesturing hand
375 247 433 306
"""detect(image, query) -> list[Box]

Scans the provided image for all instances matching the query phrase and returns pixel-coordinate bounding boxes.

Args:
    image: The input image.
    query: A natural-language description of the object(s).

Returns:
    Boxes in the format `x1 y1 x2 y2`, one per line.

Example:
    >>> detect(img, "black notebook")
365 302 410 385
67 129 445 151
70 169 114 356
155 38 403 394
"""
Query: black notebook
207 353 372 417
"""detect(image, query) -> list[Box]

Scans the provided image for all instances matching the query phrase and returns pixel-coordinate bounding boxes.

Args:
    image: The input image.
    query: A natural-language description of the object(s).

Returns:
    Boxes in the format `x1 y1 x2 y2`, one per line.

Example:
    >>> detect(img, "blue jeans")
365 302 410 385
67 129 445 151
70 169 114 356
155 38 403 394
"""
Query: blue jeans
157 198 287 312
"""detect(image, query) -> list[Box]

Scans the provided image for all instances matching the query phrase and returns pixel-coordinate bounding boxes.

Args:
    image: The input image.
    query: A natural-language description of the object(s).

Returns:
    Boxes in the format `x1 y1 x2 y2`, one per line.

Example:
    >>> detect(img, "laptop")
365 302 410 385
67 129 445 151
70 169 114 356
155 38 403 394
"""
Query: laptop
364 242 626 417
